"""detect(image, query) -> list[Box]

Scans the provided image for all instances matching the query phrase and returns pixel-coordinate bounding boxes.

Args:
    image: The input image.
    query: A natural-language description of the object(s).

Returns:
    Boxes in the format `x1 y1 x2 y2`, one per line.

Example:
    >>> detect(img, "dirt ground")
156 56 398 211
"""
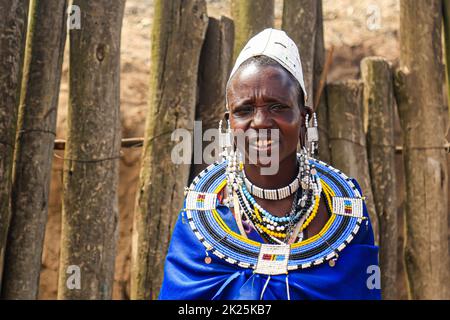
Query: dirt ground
40 0 405 299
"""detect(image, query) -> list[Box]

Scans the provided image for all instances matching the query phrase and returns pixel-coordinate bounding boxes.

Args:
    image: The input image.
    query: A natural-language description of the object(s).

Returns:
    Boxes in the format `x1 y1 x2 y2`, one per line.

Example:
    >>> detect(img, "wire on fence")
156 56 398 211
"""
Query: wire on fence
51 137 450 154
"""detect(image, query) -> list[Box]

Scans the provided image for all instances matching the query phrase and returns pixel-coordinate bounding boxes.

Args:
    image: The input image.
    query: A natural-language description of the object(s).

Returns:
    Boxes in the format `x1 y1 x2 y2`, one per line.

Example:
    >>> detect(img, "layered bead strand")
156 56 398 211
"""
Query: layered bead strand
225 150 322 244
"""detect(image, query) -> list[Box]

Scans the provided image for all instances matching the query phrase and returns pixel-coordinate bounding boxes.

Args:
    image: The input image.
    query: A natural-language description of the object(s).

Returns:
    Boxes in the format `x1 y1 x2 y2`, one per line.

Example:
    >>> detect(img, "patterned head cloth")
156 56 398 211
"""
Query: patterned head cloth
226 28 308 109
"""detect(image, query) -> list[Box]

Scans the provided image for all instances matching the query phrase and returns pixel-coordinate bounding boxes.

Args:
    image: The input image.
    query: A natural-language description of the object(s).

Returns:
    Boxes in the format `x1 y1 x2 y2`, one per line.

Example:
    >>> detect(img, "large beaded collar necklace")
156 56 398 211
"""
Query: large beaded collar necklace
183 156 368 275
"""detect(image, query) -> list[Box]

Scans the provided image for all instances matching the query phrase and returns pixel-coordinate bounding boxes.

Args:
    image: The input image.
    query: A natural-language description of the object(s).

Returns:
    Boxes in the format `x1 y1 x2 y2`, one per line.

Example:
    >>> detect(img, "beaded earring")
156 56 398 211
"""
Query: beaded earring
219 113 233 160
220 114 244 207
305 112 319 157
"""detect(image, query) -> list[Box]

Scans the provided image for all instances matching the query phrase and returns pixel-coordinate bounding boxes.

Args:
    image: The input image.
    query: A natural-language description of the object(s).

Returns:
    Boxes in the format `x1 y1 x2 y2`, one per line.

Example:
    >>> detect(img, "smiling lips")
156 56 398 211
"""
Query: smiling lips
248 138 279 151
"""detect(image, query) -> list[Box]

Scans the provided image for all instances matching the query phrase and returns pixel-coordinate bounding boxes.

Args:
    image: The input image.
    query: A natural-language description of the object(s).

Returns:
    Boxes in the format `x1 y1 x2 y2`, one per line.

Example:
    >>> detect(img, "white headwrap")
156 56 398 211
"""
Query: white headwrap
226 28 308 109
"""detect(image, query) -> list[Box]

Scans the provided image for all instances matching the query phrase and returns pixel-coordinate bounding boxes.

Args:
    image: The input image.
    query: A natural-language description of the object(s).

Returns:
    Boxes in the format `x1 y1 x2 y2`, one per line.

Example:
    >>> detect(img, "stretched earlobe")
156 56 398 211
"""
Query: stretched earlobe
299 126 306 149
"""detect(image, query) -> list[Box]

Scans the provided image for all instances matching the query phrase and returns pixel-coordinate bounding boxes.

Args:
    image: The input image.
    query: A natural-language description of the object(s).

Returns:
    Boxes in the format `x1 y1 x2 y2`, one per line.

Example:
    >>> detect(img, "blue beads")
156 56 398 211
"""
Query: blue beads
242 184 291 223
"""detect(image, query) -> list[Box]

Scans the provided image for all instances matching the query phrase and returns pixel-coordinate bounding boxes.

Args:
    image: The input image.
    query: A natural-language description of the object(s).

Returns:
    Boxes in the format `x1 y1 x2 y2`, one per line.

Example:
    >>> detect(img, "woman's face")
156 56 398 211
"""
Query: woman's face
227 63 307 168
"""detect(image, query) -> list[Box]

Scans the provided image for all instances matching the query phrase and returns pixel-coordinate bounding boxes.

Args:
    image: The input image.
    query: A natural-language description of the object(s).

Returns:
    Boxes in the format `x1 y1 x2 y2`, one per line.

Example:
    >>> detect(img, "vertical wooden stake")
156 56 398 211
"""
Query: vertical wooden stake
2 0 67 299
281 0 330 162
0 0 30 290
58 0 125 300
190 16 234 181
131 0 208 300
328 80 379 244
230 0 274 61
442 0 450 119
395 0 450 299
361 57 398 300
313 1 331 163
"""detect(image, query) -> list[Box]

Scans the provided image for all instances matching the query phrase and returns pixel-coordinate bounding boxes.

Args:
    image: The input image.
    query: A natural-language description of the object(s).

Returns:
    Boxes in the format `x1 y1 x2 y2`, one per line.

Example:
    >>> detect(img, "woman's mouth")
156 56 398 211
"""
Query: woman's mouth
248 138 279 152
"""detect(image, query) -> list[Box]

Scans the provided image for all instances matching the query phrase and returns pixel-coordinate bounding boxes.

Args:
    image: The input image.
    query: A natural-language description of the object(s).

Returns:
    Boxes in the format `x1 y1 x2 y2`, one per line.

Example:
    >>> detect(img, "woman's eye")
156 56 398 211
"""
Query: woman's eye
270 104 288 111
232 106 253 116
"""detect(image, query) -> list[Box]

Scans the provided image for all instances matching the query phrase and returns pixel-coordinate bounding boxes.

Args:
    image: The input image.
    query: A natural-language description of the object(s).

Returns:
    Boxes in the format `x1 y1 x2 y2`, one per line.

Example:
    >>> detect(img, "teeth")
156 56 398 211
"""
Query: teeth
255 140 272 147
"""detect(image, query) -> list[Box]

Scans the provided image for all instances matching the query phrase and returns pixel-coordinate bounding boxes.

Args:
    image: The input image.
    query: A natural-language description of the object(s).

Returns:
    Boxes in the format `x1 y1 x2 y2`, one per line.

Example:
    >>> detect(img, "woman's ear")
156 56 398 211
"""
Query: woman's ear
299 124 306 148
299 107 310 128
297 105 307 148
303 106 313 120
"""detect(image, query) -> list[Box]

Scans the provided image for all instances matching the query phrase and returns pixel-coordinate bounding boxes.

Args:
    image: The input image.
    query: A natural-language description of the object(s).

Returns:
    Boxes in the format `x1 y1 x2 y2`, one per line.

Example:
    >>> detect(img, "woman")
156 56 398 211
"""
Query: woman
159 29 380 300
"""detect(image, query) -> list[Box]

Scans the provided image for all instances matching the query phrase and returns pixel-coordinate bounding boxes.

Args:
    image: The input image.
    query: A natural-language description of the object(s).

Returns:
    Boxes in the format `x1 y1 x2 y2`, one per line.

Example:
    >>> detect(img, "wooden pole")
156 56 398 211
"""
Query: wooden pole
230 0 274 61
328 80 379 244
361 57 398 300
282 0 330 162
443 0 450 119
394 0 450 299
313 1 331 163
130 0 208 300
190 16 234 181
57 0 125 300
282 0 318 105
1 0 67 299
0 0 30 290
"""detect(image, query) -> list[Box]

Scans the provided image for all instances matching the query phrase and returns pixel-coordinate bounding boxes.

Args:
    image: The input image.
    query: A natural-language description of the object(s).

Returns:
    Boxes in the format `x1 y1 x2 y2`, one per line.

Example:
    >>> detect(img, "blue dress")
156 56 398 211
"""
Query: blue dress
159 159 381 300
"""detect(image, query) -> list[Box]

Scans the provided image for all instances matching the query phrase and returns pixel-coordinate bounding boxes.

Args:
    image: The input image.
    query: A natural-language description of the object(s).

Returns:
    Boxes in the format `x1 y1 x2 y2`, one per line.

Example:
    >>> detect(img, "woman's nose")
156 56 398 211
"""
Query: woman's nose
251 108 273 129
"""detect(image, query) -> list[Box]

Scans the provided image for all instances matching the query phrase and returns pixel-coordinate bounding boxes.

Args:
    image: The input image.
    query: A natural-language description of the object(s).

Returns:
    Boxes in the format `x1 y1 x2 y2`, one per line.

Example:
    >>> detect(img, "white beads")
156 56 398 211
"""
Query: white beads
185 191 217 211
243 169 301 201
332 196 363 218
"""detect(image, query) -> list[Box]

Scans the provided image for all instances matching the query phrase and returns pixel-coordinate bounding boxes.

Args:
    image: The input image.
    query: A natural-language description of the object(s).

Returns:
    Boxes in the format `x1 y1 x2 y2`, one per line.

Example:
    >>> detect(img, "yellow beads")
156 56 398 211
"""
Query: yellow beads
254 206 262 222
301 195 320 230
259 224 287 238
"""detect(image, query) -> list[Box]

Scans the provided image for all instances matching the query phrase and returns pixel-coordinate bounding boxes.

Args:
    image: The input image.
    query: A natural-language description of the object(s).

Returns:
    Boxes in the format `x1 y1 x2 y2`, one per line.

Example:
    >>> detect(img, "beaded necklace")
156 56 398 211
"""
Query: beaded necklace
225 150 322 244
184 157 367 273
242 167 301 200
